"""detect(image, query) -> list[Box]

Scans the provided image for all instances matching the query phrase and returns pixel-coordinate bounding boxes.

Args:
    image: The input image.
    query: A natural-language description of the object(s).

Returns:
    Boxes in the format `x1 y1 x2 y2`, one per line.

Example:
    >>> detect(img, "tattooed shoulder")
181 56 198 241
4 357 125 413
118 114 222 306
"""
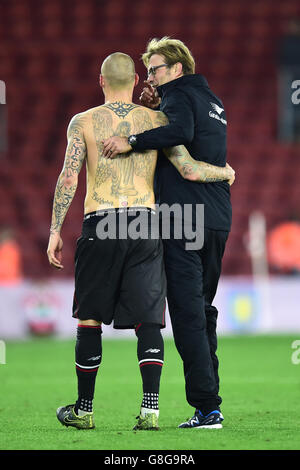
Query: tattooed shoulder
131 108 154 134
153 111 168 128
67 112 87 137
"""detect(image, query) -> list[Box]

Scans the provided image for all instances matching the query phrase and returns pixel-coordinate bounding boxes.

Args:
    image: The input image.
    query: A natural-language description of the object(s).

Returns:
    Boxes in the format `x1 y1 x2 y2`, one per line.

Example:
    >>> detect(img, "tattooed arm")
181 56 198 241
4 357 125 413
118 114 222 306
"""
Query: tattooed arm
164 145 235 185
154 112 235 185
47 113 87 269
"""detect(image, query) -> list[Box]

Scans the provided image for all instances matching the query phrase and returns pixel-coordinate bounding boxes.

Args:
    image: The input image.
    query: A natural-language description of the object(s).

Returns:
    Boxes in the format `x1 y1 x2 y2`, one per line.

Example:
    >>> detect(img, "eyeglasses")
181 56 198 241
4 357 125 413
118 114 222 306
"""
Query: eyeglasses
147 64 169 77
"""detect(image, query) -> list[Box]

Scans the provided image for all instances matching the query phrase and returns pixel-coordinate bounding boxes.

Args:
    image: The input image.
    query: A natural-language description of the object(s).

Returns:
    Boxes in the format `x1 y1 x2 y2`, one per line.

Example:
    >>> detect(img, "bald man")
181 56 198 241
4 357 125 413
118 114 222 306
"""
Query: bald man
47 52 234 431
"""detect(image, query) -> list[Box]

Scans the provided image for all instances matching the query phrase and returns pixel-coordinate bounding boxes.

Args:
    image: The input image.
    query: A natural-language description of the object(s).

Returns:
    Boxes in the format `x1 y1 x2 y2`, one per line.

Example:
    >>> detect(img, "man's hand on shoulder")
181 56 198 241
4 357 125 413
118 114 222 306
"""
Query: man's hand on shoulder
102 136 132 158
47 232 64 269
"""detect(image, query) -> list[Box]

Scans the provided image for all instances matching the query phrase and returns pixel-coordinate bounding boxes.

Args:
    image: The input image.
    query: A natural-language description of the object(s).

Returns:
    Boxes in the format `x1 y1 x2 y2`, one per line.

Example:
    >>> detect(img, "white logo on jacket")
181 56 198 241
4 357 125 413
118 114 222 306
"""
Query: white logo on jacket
210 102 224 115
209 102 227 125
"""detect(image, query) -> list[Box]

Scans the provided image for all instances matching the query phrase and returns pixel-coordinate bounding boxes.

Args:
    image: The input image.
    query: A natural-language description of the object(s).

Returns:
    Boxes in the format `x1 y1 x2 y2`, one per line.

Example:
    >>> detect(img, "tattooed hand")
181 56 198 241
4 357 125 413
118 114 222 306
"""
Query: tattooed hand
102 136 132 158
47 232 64 269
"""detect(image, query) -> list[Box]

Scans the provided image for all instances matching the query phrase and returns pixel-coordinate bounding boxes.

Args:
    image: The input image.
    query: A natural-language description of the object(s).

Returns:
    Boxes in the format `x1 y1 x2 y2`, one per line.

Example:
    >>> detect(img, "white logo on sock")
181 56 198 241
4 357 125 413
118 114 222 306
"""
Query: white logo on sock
145 348 160 353
87 355 101 361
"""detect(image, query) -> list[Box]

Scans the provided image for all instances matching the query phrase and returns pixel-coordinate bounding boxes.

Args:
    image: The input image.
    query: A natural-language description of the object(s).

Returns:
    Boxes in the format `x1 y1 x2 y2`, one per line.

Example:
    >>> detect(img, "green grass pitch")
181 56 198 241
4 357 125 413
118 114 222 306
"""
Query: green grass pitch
0 334 300 450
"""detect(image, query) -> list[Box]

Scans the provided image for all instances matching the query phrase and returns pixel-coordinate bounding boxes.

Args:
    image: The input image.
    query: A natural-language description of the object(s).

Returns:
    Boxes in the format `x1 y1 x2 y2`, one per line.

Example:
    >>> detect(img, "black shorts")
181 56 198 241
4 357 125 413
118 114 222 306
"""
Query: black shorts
72 208 166 329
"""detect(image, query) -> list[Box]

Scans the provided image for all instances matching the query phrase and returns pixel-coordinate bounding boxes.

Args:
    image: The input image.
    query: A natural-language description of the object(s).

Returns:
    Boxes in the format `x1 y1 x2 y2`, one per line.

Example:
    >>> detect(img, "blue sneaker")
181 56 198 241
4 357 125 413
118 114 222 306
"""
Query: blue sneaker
178 410 224 429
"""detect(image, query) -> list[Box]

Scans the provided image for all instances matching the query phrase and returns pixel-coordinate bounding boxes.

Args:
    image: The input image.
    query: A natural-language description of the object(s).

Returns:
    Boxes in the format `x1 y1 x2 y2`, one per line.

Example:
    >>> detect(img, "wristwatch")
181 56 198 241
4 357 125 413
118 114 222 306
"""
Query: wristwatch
128 135 137 148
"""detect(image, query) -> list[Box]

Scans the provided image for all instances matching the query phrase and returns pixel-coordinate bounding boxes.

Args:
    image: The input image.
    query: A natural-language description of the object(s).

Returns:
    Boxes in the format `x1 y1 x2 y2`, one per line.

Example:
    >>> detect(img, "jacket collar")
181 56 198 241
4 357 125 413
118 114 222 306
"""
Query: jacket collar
157 74 209 97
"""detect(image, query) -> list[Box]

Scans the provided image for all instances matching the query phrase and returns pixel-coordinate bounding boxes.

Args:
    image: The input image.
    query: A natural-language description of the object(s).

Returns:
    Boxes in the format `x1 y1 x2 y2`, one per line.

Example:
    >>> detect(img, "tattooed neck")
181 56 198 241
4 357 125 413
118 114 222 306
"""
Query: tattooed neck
104 101 138 119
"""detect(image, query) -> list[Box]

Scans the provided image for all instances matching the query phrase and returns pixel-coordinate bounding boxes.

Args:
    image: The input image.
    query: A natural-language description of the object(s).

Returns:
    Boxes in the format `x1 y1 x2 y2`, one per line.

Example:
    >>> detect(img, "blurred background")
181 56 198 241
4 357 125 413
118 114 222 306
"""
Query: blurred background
0 0 300 340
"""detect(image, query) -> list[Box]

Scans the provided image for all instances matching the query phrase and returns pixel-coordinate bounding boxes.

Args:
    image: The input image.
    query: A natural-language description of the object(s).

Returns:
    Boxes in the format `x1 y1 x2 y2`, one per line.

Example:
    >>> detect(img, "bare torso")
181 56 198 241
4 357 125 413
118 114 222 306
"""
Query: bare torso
78 102 159 213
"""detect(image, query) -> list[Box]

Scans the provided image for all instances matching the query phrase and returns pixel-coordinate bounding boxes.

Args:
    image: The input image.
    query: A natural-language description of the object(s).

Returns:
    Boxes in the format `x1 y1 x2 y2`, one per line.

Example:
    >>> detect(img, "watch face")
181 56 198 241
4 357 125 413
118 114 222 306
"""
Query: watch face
129 135 137 145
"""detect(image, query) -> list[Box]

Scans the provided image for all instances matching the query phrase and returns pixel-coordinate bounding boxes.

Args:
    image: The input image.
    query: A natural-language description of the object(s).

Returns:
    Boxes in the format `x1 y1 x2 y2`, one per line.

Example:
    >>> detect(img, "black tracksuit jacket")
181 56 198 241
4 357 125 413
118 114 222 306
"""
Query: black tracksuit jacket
133 74 232 232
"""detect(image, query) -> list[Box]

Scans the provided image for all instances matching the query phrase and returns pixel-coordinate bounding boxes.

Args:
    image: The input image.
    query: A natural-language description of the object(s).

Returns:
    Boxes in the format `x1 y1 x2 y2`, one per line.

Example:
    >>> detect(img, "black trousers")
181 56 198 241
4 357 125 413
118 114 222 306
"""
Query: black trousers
162 227 229 413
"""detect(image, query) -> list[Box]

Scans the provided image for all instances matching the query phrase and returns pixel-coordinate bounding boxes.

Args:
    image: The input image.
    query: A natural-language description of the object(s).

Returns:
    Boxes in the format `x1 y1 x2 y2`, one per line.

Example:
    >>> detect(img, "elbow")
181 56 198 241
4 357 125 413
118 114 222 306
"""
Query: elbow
183 172 198 182
60 174 78 188
181 165 198 182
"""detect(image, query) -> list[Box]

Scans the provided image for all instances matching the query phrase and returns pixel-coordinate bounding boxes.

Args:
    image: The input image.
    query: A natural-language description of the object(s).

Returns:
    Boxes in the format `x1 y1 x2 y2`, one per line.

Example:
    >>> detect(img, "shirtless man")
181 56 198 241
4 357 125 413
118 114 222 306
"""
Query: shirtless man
47 52 234 431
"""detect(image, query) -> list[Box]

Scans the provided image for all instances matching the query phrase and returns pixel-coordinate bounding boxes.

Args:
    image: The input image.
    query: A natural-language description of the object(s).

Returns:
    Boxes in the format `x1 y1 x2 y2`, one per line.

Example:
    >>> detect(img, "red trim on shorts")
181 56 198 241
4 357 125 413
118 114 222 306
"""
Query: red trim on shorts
135 323 142 333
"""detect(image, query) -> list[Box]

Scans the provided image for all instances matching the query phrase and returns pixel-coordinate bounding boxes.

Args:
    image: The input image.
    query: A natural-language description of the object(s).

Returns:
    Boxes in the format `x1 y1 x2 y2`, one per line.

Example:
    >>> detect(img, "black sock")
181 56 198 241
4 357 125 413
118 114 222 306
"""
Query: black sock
135 323 164 410
74 324 102 414
141 392 159 410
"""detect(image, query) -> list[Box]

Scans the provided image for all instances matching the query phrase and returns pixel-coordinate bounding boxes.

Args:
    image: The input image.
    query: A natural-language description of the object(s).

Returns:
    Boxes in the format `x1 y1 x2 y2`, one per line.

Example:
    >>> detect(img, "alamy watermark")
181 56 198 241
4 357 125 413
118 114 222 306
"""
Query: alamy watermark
291 340 300 365
0 80 6 104
291 80 300 105
0 340 6 364
88 203 205 250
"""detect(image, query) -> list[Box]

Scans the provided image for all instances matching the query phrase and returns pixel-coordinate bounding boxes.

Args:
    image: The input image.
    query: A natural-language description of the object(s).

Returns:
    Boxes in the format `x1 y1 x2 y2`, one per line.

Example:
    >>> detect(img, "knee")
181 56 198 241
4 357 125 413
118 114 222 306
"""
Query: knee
78 319 102 327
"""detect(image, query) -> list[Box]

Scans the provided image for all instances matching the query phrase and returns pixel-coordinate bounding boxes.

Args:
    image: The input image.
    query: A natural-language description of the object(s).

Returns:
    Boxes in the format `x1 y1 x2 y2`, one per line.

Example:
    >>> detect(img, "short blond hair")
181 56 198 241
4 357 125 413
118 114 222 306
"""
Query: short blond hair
142 37 195 75
101 52 135 89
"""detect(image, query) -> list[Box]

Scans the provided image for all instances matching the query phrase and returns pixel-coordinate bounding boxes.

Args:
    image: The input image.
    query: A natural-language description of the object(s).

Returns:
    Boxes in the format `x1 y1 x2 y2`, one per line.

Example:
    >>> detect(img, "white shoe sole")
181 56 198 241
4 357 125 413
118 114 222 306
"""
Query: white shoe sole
179 423 223 429
195 423 223 429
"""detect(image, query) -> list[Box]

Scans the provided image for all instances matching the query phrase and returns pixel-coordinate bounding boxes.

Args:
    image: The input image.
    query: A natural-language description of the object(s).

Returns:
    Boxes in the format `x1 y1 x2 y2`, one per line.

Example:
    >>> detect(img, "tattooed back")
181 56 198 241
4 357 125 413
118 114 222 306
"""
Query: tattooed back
78 102 162 212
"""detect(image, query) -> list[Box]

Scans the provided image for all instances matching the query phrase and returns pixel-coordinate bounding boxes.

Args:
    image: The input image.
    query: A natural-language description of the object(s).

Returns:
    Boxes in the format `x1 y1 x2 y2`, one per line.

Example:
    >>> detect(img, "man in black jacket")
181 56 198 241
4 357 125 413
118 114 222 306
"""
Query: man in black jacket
102 37 232 429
